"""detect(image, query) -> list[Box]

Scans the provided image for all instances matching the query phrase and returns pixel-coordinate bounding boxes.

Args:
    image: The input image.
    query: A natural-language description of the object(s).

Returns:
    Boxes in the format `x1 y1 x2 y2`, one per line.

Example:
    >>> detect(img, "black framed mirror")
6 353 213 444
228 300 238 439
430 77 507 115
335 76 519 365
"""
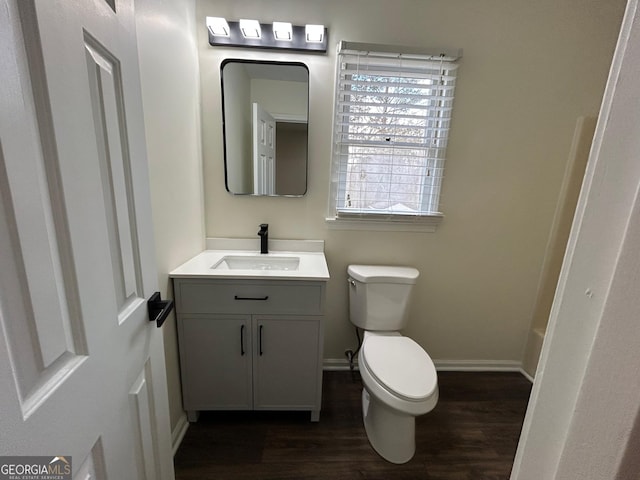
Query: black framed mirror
221 59 309 196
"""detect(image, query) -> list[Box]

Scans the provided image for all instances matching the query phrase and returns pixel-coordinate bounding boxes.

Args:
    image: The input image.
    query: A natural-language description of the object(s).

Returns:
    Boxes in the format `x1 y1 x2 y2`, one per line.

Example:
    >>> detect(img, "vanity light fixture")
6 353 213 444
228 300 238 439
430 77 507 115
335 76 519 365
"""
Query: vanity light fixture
305 24 324 43
206 17 230 37
272 22 293 41
239 19 261 39
206 16 327 53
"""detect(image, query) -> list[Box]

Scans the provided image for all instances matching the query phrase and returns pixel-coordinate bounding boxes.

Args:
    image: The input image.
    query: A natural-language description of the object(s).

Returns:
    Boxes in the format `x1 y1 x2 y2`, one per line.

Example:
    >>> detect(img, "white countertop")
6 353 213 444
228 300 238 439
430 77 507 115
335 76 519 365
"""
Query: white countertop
169 238 330 281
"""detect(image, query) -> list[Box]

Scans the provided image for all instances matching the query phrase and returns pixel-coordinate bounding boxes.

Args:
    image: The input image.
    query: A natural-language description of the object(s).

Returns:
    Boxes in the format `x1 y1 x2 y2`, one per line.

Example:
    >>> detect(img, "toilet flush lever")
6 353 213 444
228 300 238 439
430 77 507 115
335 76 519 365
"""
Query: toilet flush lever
348 278 356 287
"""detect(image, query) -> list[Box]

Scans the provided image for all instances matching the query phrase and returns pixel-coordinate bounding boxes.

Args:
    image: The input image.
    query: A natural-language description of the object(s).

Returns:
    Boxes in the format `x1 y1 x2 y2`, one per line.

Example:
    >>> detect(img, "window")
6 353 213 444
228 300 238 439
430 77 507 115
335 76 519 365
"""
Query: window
328 42 460 229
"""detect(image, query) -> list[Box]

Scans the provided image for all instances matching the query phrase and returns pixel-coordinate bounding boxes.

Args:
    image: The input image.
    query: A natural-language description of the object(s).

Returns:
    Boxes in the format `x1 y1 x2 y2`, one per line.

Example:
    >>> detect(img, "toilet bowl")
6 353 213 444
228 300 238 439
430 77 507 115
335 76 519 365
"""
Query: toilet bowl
347 264 438 464
358 331 438 463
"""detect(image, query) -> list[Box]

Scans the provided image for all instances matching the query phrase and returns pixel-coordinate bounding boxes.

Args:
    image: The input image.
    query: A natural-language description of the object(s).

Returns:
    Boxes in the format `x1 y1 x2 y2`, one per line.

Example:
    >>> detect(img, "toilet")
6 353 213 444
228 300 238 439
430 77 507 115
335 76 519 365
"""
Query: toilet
347 265 438 464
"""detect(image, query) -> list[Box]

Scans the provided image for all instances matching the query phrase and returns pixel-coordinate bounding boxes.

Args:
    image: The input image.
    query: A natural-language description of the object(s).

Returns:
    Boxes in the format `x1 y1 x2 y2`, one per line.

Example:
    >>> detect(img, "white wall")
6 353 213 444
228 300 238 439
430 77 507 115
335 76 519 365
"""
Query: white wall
135 0 205 437
251 78 307 119
197 0 625 365
222 64 252 192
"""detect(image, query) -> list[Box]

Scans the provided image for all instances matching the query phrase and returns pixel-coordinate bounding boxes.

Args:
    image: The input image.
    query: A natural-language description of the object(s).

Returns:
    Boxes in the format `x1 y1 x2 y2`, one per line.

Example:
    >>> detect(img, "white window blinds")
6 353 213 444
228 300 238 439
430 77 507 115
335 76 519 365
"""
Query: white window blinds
331 42 460 219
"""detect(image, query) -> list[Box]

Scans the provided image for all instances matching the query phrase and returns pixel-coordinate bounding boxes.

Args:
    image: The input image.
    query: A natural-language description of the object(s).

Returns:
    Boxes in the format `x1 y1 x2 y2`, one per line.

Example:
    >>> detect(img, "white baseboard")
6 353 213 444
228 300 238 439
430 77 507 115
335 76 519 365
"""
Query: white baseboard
434 359 522 371
323 358 533 382
519 368 535 383
323 358 357 371
171 412 190 457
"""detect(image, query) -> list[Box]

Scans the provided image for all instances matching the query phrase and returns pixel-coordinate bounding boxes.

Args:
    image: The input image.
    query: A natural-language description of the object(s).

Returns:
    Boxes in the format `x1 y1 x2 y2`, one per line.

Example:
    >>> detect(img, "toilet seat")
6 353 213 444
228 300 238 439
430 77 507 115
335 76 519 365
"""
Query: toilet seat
361 336 437 402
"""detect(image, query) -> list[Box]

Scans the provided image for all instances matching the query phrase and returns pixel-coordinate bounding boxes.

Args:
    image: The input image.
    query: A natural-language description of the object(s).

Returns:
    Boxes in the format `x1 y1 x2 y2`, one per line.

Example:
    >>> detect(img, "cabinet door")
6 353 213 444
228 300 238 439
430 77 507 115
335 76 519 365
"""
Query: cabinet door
178 315 252 410
253 316 321 410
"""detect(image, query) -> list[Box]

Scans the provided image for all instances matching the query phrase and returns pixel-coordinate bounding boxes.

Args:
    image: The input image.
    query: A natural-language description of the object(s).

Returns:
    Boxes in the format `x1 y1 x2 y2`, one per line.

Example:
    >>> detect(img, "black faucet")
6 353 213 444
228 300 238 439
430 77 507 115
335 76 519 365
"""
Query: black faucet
258 223 269 254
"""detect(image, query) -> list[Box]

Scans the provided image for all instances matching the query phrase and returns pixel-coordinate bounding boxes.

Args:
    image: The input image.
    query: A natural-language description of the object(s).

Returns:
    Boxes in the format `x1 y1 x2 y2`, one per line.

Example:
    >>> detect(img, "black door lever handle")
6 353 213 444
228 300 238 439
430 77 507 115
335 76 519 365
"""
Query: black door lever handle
147 292 174 328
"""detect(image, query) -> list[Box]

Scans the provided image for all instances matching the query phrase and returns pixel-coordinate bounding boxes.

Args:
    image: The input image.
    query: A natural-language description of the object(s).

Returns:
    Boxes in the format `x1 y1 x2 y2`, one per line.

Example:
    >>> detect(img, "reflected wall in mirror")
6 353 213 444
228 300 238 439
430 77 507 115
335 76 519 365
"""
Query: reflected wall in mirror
221 60 309 196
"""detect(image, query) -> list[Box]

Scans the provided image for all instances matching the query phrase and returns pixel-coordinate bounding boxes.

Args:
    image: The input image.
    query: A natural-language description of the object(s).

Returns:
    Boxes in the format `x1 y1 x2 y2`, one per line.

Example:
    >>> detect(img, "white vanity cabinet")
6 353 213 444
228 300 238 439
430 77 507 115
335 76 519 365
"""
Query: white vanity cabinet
173 278 325 422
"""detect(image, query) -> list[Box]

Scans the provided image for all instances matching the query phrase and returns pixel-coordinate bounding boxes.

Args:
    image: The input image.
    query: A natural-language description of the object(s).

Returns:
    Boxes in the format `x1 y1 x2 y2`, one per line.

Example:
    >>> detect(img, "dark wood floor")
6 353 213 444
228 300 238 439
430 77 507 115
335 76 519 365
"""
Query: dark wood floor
174 370 532 480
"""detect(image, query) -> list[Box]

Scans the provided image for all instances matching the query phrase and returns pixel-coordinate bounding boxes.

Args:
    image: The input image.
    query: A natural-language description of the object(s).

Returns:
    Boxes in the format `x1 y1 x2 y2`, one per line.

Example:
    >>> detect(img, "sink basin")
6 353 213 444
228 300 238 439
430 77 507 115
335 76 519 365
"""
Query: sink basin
212 255 300 271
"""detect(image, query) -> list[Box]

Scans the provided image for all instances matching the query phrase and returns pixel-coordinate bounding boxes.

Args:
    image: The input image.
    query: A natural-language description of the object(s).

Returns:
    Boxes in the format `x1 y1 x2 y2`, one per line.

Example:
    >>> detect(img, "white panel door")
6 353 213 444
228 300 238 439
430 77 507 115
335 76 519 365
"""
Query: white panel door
0 0 173 479
252 102 276 195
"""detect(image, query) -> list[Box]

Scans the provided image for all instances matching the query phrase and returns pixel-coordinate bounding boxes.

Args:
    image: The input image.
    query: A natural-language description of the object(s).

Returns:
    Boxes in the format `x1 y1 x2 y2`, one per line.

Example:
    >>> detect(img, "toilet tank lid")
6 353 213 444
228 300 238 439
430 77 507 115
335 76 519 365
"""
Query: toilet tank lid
347 265 419 284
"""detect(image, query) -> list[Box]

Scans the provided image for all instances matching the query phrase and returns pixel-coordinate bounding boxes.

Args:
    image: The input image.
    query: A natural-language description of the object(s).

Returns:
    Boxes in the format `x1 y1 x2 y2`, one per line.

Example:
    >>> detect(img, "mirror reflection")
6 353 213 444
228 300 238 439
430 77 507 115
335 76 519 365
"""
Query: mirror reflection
221 60 309 196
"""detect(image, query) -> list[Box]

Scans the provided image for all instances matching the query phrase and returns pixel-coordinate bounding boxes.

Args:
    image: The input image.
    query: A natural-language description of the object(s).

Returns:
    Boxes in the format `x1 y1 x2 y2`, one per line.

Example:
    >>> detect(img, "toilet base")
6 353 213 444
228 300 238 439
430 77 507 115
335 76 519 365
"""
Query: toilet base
362 388 416 464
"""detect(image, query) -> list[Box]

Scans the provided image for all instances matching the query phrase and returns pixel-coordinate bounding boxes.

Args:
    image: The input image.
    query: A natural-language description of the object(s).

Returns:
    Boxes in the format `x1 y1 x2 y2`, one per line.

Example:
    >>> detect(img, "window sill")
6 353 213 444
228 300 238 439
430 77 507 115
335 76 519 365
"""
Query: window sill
325 214 443 232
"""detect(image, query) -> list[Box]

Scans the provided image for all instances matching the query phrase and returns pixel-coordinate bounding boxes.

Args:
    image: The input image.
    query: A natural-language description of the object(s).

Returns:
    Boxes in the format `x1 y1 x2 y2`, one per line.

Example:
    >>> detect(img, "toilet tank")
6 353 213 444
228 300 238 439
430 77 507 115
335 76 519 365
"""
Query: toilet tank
347 265 419 331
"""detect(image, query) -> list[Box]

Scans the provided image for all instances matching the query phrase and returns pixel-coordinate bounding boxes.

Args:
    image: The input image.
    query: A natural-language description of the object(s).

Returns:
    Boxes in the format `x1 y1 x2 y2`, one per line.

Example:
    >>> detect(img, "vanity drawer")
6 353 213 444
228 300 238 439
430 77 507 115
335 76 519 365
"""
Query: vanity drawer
174 279 325 315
